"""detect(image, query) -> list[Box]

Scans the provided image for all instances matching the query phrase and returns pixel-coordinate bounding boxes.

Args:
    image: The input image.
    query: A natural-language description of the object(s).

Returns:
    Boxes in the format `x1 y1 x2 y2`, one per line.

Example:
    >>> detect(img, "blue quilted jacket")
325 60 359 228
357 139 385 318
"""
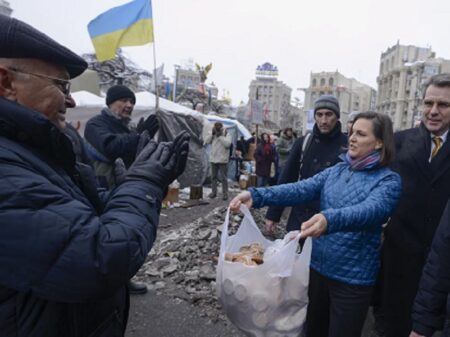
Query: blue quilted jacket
250 161 401 285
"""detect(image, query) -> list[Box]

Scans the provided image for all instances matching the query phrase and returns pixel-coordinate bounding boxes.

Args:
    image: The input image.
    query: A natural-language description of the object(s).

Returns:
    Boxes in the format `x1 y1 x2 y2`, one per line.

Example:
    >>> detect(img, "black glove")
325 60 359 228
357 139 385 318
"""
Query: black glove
114 130 151 186
137 115 159 138
124 131 189 190
114 158 127 185
136 130 151 156
172 131 190 178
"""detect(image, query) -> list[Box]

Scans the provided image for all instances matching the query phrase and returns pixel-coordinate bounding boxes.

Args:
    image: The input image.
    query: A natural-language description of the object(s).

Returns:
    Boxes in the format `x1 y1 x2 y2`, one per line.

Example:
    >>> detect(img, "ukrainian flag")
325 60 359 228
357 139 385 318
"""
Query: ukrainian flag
88 0 154 62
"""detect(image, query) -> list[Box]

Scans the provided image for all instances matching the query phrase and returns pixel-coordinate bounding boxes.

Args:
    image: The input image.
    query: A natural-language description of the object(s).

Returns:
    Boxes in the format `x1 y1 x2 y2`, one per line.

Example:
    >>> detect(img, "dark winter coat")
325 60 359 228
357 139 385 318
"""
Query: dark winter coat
254 140 276 177
266 122 347 231
412 199 450 337
380 124 450 337
84 109 140 188
250 161 401 285
0 98 163 337
63 122 91 166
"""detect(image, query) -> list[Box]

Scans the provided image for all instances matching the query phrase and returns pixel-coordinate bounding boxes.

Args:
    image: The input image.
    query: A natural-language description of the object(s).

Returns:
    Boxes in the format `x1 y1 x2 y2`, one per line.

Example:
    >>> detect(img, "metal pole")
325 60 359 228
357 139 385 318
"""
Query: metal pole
150 0 159 109
152 43 159 110
173 65 178 102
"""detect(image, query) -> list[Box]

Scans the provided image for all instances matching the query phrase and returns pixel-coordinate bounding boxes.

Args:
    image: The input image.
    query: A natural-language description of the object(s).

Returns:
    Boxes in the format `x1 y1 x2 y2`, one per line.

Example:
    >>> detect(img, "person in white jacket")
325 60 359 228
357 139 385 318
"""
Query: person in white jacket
204 122 232 200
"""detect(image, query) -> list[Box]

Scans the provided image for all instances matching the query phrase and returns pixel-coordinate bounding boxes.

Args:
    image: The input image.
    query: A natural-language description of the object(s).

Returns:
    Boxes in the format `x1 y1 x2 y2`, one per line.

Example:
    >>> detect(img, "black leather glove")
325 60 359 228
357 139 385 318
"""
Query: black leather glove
114 158 127 185
114 130 152 185
137 115 159 138
124 131 190 190
136 130 151 156
172 131 190 178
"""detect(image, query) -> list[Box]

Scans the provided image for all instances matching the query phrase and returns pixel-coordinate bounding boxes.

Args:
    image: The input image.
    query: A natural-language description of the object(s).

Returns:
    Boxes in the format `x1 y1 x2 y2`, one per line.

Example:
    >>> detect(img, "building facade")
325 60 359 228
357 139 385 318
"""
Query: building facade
0 0 12 16
248 62 292 129
303 71 376 132
177 68 201 90
174 67 218 101
376 42 450 130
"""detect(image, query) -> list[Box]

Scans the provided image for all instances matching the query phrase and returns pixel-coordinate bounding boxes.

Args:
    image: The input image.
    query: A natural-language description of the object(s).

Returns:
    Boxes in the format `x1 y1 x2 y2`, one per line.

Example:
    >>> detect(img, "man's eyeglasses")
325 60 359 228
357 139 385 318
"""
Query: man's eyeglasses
8 67 71 96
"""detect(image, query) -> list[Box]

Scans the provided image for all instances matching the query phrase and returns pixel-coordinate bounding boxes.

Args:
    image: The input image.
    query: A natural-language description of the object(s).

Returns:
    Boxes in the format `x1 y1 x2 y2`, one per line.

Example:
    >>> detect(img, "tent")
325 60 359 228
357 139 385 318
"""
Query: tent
67 91 251 187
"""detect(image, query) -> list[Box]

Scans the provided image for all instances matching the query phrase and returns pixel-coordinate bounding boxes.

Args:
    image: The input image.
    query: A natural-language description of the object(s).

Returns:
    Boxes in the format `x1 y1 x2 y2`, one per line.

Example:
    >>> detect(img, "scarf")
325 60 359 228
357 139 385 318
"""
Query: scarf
340 150 381 171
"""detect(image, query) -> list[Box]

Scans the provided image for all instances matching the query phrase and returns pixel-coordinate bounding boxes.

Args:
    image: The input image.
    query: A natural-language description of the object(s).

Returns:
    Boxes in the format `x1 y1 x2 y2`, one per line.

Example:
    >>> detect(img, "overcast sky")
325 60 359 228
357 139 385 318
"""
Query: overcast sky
8 0 450 104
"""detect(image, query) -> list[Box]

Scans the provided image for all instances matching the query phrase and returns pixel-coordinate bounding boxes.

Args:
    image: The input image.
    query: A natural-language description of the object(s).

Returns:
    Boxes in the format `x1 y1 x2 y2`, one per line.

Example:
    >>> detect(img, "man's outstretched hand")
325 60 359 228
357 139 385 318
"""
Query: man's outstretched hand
137 114 159 138
124 131 190 190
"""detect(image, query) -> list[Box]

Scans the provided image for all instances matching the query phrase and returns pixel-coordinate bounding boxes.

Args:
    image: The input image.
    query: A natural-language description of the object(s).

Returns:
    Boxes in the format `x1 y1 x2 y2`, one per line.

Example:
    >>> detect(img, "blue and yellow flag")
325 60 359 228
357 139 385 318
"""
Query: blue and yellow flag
88 0 153 62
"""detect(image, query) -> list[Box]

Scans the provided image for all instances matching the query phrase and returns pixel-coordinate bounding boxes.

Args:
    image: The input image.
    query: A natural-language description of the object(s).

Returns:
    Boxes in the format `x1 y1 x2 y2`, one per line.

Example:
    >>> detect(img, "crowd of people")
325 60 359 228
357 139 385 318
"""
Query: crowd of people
1 13 450 337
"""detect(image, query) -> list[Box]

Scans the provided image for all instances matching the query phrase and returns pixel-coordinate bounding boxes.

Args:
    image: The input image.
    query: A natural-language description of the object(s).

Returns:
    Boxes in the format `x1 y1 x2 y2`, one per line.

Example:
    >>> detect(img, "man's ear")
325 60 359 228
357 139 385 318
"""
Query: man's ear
0 66 18 101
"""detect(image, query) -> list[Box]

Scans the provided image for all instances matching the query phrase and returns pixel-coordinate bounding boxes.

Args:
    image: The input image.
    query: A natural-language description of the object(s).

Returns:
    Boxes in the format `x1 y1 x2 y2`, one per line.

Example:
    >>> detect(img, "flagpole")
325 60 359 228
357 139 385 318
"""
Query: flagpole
150 0 159 110
152 42 159 110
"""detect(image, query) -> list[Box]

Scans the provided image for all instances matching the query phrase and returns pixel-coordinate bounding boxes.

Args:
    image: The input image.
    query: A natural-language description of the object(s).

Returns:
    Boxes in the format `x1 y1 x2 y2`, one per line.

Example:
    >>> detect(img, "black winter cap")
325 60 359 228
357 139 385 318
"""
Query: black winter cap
0 14 87 78
314 95 340 118
106 85 136 106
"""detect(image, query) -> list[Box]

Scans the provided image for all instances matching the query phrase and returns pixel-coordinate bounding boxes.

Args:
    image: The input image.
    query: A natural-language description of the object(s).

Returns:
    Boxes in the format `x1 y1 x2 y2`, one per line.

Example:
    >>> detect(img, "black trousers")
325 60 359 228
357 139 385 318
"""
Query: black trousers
305 268 373 337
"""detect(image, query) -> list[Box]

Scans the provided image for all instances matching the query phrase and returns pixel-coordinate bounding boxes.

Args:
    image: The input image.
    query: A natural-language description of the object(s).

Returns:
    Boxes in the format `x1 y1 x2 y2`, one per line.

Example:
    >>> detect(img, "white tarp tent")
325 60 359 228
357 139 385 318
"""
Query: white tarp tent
67 91 251 187
69 91 251 139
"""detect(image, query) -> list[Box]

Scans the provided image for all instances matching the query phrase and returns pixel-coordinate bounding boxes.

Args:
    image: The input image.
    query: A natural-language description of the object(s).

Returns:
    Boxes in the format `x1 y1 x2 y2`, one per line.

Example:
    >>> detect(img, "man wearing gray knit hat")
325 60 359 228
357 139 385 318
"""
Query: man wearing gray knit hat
313 94 341 134
265 93 346 231
314 94 340 117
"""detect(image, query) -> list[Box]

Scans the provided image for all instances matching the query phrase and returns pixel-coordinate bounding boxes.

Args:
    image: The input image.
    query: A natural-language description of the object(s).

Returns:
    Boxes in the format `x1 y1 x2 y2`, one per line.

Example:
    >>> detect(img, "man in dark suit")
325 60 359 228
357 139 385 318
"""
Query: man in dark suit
379 73 450 337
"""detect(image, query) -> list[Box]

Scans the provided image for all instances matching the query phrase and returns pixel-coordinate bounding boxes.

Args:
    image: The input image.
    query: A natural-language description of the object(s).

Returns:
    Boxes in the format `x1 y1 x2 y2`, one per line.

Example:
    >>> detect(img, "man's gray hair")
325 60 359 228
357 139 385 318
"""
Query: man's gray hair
423 73 450 98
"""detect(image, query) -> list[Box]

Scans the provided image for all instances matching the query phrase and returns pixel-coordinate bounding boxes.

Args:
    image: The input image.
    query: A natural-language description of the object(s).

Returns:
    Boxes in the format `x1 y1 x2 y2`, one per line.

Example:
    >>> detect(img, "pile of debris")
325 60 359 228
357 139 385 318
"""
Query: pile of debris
135 206 287 323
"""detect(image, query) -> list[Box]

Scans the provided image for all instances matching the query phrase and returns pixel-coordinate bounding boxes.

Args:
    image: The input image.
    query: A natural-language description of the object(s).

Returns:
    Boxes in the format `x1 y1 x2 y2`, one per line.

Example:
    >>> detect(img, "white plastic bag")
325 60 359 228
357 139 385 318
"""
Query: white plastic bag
216 206 312 337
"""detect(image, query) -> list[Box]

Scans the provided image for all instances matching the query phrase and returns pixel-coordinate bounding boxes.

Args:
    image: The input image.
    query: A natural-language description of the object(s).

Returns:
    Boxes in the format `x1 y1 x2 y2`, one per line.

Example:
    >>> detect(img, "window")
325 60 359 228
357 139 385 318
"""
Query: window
312 79 317 87
328 78 334 86
320 78 325 86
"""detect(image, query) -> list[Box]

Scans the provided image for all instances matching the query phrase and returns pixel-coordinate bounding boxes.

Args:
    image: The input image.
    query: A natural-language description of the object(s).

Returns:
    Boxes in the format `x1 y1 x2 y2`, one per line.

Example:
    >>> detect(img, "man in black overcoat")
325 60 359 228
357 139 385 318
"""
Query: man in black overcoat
379 73 450 337
264 94 347 233
410 198 450 336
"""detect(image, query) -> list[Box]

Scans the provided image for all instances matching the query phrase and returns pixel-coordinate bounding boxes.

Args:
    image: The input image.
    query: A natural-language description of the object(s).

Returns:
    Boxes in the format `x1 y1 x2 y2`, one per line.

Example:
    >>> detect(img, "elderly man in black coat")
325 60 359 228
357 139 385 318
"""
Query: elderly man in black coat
378 73 450 337
84 85 159 190
84 85 161 294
